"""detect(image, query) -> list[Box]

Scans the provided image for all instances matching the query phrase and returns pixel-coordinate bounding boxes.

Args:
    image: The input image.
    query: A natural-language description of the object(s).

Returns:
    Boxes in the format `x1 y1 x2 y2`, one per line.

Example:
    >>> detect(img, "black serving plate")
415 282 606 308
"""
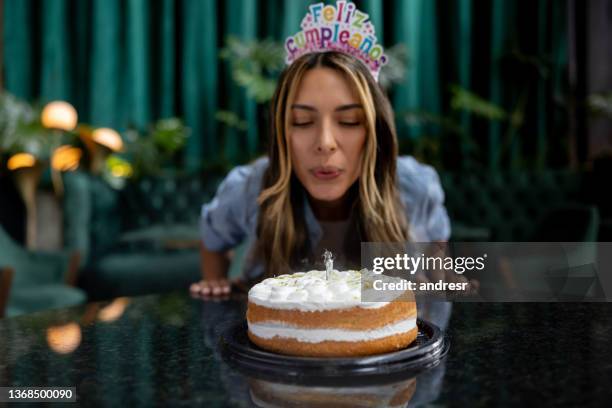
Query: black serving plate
219 319 449 385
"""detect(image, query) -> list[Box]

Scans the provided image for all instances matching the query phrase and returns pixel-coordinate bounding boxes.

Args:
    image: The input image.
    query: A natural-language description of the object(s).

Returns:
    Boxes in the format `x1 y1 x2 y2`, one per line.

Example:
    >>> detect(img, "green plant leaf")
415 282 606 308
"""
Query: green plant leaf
588 93 612 118
399 109 464 135
151 117 190 153
215 111 248 131
450 85 507 121
379 44 409 90
0 92 51 156
233 70 278 103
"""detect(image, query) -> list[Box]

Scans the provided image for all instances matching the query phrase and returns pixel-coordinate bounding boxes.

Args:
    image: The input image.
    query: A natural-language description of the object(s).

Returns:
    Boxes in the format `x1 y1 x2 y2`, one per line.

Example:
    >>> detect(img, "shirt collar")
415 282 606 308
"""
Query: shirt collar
303 192 360 248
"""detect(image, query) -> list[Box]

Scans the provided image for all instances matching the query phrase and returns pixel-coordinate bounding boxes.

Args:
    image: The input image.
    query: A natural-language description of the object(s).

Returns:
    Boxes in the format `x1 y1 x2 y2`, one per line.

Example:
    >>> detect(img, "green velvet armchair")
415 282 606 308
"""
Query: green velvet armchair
62 170 223 300
439 170 591 241
0 225 86 317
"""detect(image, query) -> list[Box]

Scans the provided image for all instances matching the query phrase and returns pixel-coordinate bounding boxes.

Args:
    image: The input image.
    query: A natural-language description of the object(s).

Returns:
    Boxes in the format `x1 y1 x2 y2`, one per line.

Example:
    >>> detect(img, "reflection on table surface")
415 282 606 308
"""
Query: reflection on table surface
246 375 419 408
0 292 611 406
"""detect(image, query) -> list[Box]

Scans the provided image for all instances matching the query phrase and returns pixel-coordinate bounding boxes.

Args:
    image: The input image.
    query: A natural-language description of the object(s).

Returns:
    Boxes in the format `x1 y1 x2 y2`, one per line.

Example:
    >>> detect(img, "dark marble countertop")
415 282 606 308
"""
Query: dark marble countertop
0 293 611 407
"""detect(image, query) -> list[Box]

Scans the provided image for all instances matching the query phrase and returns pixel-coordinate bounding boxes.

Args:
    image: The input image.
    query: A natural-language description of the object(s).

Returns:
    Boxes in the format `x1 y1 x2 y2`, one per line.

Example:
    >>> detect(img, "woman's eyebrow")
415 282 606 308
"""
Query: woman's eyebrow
291 103 363 112
335 104 363 112
291 104 317 111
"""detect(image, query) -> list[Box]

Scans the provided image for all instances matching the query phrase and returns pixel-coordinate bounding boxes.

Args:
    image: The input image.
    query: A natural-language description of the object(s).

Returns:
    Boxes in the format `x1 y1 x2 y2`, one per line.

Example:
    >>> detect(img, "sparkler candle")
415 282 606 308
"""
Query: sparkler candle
323 250 334 280
284 1 388 81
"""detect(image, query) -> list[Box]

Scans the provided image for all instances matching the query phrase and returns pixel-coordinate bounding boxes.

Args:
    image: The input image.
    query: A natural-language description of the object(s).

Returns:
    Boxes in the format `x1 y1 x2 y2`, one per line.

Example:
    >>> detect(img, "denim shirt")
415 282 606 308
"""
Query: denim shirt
200 156 451 280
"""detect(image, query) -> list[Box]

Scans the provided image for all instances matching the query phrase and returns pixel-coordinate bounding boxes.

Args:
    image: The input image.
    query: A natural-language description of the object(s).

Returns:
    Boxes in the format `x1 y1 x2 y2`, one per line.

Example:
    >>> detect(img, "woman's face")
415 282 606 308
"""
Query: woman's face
289 67 367 203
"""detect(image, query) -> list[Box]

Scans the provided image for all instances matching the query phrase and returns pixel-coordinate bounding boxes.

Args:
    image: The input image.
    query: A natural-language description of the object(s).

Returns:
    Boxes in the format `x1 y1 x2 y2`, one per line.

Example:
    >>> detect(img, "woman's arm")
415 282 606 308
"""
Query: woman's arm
194 158 269 297
201 241 230 281
190 242 231 297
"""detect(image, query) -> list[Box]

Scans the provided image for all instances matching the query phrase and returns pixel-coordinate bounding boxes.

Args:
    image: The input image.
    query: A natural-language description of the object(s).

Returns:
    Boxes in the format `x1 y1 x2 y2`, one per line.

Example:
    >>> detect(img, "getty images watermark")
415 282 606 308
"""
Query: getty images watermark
360 242 612 302
372 252 487 274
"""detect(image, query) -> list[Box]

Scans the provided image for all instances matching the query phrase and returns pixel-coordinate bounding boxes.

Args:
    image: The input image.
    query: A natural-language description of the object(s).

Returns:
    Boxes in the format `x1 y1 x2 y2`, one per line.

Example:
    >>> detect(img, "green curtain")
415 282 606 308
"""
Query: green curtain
2 0 568 171
392 0 441 138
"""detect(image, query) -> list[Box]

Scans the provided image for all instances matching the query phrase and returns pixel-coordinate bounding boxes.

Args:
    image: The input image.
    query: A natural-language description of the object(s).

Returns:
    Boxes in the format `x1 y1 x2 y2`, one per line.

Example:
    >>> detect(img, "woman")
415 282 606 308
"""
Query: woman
190 51 451 298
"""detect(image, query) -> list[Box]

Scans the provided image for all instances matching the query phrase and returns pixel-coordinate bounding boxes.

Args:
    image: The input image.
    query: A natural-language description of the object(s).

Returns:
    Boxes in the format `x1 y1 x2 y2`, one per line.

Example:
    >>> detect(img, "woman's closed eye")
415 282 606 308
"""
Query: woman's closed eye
292 121 314 127
292 115 315 127
338 116 363 127
339 120 361 127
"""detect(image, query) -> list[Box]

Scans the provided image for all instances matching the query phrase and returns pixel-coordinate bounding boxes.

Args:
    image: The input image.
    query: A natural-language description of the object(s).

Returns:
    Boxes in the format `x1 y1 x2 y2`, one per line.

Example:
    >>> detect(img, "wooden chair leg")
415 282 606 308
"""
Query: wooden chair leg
65 252 81 287
0 268 14 318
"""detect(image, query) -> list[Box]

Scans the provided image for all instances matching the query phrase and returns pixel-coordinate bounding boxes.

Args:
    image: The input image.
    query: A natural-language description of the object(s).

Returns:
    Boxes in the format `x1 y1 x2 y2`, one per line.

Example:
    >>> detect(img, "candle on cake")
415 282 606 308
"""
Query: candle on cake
323 249 334 280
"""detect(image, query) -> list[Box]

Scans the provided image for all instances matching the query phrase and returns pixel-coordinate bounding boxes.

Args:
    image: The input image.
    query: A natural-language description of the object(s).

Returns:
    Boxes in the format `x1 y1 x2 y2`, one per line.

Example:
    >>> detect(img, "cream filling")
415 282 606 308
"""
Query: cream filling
248 316 417 343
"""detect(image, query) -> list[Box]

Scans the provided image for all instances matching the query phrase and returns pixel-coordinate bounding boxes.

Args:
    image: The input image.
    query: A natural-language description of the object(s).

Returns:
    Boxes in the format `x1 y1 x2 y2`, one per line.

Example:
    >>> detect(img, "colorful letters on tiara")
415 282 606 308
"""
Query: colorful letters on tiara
284 1 388 81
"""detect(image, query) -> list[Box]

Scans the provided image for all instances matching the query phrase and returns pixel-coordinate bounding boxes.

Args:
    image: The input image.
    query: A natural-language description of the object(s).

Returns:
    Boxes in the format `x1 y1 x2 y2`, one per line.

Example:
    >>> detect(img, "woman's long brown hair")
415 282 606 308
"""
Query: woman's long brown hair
255 51 409 277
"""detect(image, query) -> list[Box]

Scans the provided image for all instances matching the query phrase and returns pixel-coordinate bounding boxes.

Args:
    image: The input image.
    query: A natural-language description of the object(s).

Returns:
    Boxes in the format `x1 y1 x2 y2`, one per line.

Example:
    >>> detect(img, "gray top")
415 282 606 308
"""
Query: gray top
200 155 451 280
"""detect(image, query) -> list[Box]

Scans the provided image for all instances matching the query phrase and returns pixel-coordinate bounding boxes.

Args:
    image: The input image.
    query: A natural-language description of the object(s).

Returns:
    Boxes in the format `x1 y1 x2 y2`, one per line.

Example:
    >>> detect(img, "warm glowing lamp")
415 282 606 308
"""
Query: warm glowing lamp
7 153 36 170
41 101 79 198
41 101 78 131
91 128 124 152
51 146 82 172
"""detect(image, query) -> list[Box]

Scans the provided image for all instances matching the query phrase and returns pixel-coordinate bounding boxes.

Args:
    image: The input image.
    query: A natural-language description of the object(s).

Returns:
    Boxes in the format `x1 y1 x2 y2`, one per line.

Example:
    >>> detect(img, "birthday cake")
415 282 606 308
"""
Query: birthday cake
246 269 417 357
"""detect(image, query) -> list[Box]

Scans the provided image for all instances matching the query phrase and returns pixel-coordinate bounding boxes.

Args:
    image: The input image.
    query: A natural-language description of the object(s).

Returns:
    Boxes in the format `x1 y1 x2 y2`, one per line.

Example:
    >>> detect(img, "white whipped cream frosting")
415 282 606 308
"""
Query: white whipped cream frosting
248 269 404 311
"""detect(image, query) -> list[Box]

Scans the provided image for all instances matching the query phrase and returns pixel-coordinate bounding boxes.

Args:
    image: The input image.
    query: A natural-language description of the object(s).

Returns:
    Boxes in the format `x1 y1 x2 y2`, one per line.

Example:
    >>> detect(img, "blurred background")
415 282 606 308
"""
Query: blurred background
1 0 611 317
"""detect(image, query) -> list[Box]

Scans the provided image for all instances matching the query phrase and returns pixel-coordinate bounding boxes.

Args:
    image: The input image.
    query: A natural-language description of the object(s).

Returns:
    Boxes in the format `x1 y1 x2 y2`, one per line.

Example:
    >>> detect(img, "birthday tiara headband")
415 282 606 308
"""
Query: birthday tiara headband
284 1 388 82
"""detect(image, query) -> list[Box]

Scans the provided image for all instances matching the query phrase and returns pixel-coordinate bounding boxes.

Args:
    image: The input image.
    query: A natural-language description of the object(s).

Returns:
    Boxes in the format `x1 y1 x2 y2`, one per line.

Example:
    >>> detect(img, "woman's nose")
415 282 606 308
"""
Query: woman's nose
316 119 337 153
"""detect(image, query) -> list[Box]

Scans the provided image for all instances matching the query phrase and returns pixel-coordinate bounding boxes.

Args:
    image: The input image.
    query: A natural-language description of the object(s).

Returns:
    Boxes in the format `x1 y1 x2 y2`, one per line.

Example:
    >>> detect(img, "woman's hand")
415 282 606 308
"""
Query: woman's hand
190 279 231 297
189 277 250 300
192 242 236 299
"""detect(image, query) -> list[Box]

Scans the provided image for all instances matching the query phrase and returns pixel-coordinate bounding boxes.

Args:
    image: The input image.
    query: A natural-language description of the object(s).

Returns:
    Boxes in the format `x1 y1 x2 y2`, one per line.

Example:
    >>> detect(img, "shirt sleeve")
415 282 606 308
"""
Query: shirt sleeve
422 167 451 241
200 159 267 252
397 156 451 242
